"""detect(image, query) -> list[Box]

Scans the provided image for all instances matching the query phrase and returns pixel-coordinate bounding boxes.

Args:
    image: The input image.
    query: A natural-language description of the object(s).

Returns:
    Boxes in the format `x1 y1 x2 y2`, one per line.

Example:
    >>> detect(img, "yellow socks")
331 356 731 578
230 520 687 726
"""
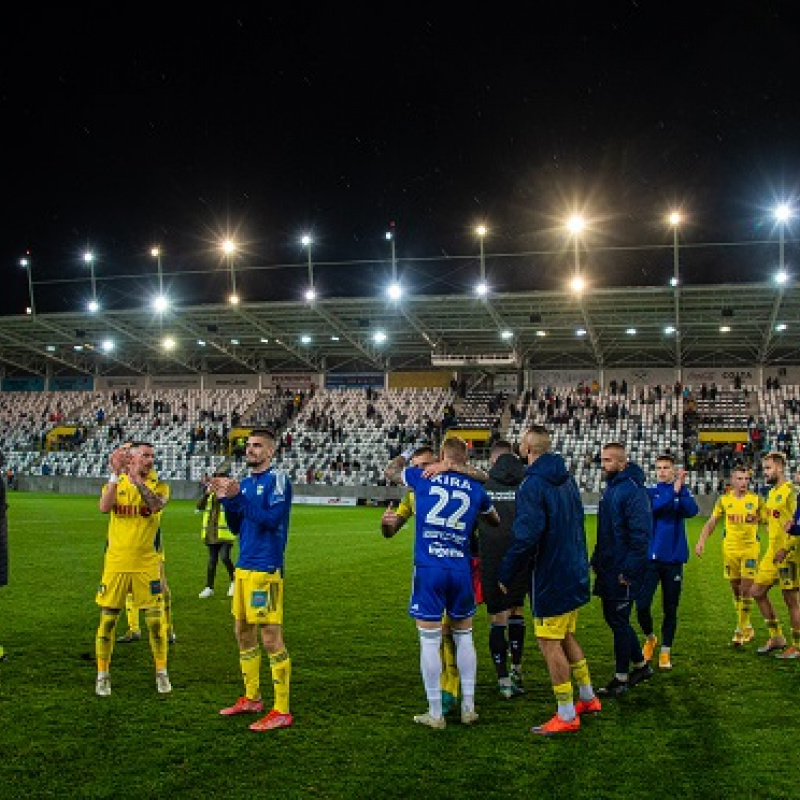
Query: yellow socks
440 631 460 697
269 648 292 714
240 646 261 700
96 610 120 672
144 608 168 671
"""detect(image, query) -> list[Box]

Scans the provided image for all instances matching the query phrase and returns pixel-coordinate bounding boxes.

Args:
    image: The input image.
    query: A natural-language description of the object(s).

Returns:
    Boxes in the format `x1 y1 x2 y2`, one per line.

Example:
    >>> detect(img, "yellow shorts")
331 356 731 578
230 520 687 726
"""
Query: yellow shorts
723 542 760 581
754 546 780 587
96 567 163 611
231 568 284 625
534 609 578 640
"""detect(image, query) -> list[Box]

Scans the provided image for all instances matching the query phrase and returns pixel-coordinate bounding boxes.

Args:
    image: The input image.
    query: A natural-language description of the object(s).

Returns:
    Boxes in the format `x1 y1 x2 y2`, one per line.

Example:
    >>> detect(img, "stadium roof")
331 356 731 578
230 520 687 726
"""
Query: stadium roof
2 280 799 377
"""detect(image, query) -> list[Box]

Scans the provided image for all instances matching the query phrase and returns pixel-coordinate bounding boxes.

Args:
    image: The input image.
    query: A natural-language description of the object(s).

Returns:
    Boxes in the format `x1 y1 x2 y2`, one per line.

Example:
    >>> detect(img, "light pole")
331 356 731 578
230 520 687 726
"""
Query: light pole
475 225 488 295
19 256 34 315
302 234 315 301
222 240 238 304
151 246 164 296
775 203 791 276
566 215 585 276
668 211 683 371
386 228 401 301
84 251 99 312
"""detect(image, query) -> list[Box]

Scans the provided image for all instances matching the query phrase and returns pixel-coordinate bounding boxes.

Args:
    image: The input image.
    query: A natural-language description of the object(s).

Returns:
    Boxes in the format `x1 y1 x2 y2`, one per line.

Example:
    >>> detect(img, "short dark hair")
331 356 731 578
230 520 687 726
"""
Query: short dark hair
412 445 435 460
656 453 675 464
249 428 276 443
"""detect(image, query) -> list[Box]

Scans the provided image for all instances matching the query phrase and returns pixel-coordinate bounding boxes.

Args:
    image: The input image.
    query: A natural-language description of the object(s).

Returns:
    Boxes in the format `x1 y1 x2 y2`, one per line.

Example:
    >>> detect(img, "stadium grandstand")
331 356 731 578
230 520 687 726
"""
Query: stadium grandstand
1 280 800 508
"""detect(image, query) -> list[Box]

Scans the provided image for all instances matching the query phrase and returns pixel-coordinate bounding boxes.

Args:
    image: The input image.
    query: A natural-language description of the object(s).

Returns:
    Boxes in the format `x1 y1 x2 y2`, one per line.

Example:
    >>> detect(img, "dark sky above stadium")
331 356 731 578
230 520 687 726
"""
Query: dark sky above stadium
2 3 799 315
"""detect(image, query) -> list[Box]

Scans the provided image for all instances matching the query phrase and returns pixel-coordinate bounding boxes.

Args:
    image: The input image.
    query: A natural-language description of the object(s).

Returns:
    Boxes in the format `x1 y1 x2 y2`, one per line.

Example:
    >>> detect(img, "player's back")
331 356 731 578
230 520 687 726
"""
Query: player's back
404 467 492 572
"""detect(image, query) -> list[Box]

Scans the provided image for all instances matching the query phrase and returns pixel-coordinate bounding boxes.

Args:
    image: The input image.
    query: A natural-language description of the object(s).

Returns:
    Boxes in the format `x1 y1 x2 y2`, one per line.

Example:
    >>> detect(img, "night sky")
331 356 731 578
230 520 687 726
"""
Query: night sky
2 4 799 314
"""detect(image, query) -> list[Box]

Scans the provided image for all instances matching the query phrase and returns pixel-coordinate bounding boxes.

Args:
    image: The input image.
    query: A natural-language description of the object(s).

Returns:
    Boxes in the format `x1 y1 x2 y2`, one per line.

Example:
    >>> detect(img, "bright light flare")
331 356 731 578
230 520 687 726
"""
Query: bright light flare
566 215 585 235
570 275 586 293
387 282 402 302
774 204 792 223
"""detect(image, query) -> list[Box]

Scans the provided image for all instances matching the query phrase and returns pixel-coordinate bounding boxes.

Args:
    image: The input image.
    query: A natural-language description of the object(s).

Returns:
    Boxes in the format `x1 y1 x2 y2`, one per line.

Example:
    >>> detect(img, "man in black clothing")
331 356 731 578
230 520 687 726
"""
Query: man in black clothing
476 439 528 697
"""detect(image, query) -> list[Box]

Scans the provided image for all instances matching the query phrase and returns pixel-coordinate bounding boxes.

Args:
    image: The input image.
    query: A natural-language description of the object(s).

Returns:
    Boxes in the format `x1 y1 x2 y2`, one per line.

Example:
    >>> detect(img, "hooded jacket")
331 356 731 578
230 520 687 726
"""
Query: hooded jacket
477 452 527 565
646 481 699 563
498 451 589 618
591 461 652 598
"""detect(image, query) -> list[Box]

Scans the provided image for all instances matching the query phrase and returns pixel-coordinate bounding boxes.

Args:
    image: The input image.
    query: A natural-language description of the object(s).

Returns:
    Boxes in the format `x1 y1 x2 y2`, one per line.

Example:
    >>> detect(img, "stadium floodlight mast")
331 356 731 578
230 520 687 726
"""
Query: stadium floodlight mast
668 211 682 287
386 228 401 301
84 251 99 312
774 203 792 282
302 234 316 302
19 255 34 315
150 246 169 313
566 214 586 285
221 239 239 304
475 224 489 296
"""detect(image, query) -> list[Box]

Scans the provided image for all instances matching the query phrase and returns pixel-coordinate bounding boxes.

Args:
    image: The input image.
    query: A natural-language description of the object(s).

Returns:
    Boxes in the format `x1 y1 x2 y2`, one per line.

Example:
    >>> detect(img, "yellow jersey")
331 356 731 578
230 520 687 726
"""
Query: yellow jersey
103 472 170 572
712 491 763 547
397 490 415 522
763 481 798 553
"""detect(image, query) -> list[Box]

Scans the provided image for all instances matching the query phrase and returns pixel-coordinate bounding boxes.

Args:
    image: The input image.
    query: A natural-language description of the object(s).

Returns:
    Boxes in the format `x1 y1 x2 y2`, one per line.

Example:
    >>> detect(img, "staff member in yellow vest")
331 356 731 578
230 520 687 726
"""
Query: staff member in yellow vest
197 470 237 599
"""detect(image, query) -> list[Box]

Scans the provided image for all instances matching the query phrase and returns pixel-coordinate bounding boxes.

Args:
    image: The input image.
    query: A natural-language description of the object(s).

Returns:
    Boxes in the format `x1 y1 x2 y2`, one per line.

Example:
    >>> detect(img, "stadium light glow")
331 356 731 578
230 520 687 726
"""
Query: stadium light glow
500 329 513 340
665 325 676 334
719 325 731 333
373 330 387 344
300 334 312 344
88 299 100 313
625 328 637 335
571 275 586 293
566 215 585 234
101 339 114 352
162 336 176 350
668 211 682 227
576 328 587 337
152 295 169 313
228 293 240 305
774 204 792 223
475 280 489 297
776 323 788 332
775 270 789 285
387 282 402 302
536 330 547 337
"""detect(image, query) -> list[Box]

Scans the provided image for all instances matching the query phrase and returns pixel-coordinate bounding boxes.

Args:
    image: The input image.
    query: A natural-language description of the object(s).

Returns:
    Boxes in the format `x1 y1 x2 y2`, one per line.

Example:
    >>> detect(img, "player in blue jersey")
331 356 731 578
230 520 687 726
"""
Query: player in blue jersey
386 435 500 729
637 453 699 670
214 429 294 731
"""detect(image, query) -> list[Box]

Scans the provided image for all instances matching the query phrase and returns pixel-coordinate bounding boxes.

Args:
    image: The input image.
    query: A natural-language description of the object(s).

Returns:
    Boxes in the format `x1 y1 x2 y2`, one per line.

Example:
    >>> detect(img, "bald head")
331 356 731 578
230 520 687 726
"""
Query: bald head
519 425 551 463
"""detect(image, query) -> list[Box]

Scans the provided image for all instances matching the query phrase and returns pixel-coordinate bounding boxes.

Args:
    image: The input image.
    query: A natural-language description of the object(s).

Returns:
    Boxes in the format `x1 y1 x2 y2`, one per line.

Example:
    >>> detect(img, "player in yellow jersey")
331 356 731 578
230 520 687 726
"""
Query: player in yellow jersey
754 451 800 657
94 441 171 697
696 465 763 645
117 465 175 644
381 444 487 717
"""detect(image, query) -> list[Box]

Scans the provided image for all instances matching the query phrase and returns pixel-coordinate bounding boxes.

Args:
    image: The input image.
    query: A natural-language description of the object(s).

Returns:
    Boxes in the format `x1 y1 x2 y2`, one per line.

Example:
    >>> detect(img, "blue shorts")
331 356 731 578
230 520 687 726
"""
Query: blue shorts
409 565 476 622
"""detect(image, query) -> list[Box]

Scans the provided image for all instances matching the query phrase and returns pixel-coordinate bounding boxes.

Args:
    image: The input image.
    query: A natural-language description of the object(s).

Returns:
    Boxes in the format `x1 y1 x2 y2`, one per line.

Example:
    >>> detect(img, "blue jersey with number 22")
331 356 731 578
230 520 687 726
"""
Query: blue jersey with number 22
402 466 494 573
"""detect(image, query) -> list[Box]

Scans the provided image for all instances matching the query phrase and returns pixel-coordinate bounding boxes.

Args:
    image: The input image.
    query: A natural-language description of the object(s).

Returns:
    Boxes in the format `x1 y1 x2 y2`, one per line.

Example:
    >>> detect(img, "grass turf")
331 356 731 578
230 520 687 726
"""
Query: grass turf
0 493 796 799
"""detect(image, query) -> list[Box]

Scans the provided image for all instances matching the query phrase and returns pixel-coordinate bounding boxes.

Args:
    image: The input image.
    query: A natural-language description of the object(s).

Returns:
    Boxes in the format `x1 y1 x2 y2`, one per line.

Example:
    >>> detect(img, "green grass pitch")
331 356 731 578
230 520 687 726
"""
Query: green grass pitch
0 493 797 799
